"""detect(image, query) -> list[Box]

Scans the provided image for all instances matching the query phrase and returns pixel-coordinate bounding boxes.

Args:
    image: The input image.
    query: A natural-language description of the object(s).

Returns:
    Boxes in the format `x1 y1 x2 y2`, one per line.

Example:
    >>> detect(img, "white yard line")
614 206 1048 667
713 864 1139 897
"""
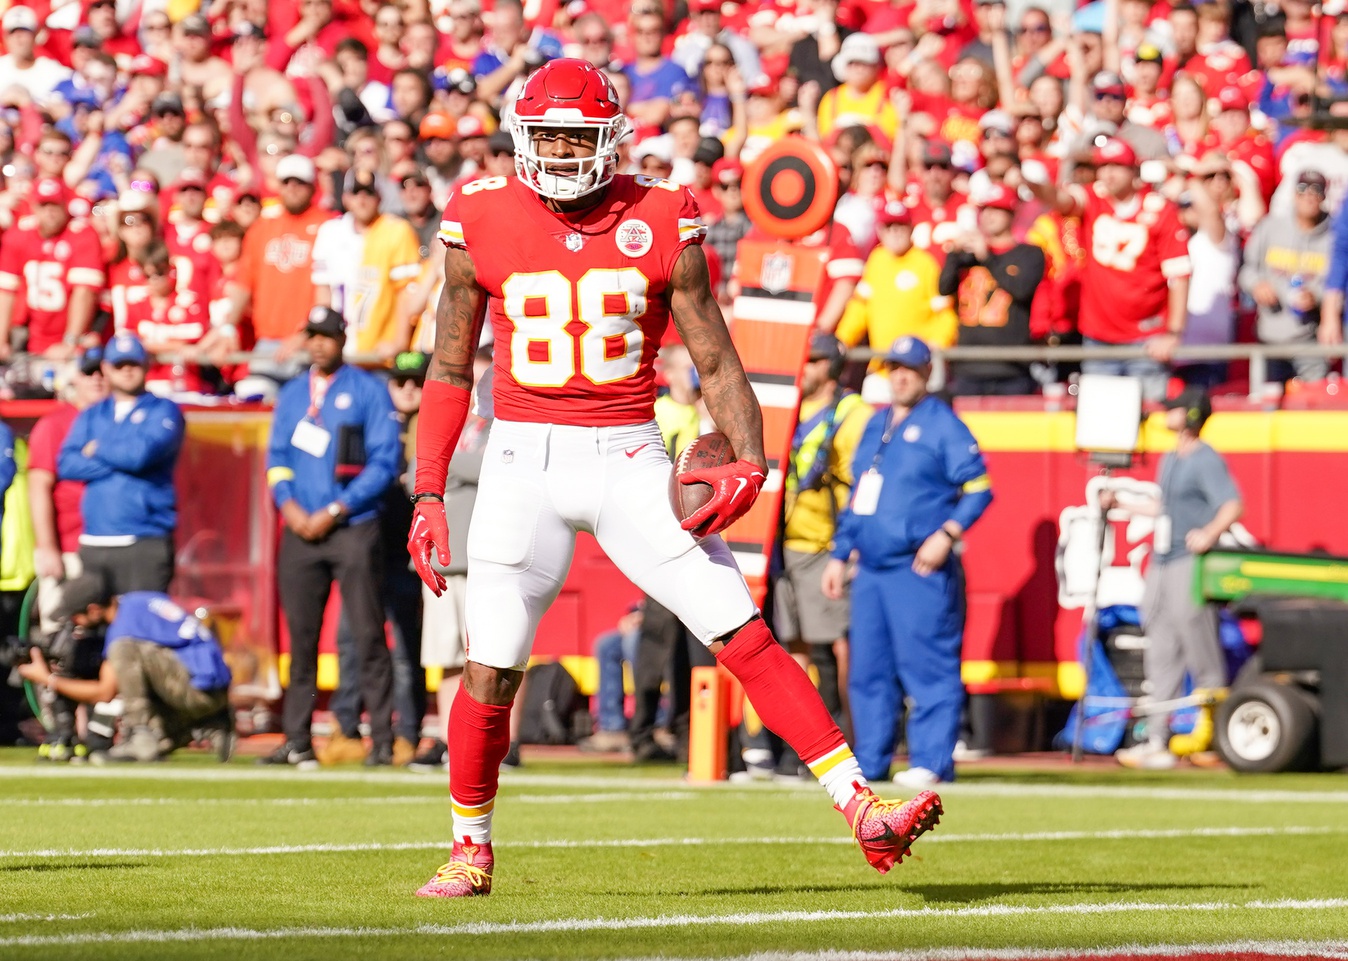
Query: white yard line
0 914 93 923
2 825 1343 860
2 900 1347 949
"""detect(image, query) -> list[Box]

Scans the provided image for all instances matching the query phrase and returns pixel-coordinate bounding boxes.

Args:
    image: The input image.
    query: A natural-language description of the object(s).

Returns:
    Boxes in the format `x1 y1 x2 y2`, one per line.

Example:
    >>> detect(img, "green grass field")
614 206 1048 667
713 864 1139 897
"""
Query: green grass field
2 748 1348 961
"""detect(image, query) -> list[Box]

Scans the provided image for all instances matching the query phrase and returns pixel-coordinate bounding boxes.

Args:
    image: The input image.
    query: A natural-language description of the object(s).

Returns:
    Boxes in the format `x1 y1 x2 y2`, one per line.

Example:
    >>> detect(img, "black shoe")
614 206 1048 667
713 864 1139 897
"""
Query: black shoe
408 739 448 773
363 744 394 767
501 740 522 768
195 708 235 763
632 740 678 764
257 742 318 769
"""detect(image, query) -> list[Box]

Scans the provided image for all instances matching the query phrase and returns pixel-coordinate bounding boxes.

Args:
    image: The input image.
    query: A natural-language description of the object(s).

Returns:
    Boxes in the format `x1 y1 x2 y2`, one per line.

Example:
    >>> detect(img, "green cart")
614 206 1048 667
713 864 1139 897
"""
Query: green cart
1196 549 1348 773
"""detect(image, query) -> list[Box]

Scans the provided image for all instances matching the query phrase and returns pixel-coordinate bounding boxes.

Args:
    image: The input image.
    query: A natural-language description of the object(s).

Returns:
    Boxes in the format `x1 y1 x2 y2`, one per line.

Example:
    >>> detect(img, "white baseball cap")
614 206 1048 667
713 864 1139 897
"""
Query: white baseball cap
275 154 316 184
2 6 38 32
832 33 880 82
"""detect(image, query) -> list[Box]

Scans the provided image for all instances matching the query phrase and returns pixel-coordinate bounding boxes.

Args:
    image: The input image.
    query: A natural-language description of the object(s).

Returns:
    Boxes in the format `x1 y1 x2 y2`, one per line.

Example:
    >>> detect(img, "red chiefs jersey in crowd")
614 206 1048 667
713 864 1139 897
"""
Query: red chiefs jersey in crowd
439 174 706 426
104 258 150 335
124 292 210 393
1199 129 1279 204
0 220 105 352
1074 183 1191 344
165 218 221 308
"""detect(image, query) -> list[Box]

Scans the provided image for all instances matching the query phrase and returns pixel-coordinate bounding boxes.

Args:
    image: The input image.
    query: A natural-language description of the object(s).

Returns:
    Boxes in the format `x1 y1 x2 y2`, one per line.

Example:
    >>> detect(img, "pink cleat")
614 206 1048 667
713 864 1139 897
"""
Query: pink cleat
839 785 943 875
415 838 494 898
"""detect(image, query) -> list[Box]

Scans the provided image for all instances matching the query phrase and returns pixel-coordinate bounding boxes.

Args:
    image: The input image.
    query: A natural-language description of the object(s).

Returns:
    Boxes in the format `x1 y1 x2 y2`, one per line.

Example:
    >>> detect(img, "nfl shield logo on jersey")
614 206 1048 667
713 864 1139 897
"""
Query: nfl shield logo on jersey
615 219 653 257
760 252 793 294
565 233 584 252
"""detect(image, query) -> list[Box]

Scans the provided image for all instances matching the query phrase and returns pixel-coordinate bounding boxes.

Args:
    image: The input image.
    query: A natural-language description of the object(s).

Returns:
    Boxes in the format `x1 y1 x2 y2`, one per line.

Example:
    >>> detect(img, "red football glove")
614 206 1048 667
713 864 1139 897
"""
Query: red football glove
679 461 767 537
408 500 452 596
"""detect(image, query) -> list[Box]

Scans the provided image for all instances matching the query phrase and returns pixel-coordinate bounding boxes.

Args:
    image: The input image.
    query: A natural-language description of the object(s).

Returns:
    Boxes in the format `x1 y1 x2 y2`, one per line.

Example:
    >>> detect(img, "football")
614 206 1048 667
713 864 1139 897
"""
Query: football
669 431 735 525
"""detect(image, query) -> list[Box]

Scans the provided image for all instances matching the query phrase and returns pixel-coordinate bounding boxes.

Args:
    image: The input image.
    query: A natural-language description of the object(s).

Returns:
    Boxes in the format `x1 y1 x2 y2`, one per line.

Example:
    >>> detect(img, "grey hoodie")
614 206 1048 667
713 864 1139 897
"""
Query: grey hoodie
1238 212 1333 345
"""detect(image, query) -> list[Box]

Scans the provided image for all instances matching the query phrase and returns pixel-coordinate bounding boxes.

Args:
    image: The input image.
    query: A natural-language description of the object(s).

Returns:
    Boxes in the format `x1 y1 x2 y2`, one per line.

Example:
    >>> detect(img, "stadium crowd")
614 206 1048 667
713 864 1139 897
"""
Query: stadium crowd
0 0 1343 770
0 0 1341 400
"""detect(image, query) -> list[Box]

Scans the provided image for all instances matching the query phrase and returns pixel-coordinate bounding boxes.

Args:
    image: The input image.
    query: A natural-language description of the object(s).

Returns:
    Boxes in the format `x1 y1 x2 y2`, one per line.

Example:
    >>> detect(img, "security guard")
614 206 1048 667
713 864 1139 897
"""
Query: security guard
822 336 993 789
263 307 401 767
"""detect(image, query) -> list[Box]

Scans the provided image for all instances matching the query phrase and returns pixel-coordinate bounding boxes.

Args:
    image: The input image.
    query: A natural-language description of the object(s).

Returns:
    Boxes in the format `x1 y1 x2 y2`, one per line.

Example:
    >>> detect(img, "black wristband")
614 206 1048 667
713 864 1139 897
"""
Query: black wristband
410 492 444 505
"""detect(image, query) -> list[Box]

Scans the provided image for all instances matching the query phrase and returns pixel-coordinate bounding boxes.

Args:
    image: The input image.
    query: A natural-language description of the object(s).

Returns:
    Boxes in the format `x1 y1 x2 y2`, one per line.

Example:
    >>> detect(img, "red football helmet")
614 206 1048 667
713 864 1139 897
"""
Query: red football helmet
506 59 629 202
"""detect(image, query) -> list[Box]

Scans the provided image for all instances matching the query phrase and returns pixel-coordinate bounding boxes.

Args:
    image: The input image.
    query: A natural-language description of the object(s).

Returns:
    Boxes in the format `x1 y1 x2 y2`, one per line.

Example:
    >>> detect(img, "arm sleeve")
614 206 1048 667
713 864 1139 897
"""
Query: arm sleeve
830 411 883 559
1197 447 1241 512
266 387 299 508
57 411 113 482
93 402 185 474
310 224 334 287
939 251 973 297
67 232 107 290
1236 220 1268 294
335 382 401 516
437 190 466 249
943 415 994 532
1326 211 1348 295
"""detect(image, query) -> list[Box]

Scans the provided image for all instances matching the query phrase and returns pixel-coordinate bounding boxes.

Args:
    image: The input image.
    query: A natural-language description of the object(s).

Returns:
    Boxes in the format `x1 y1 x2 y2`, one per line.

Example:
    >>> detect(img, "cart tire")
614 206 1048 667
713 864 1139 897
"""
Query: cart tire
1215 679 1317 773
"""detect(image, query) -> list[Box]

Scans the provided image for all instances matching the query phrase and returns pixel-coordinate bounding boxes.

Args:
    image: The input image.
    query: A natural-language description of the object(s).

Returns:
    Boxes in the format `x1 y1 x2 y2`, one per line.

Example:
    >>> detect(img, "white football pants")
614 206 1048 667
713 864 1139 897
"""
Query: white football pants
463 419 757 670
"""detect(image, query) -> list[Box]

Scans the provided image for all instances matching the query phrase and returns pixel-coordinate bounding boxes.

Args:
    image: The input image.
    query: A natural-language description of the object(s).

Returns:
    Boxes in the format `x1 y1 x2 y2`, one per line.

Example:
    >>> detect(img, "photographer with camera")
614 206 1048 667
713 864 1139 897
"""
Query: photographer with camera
16 573 232 763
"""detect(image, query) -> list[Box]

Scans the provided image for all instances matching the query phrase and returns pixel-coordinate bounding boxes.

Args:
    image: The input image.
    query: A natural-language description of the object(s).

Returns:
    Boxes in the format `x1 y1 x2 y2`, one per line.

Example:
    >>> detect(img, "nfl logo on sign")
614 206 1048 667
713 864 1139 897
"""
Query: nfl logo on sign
760 252 793 294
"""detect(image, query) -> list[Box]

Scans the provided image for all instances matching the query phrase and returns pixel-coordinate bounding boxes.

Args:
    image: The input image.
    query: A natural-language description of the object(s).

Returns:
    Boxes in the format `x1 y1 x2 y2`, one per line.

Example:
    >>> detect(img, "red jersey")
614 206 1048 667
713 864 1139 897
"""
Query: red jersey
904 186 973 262
440 174 707 426
125 293 210 393
165 218 220 307
1074 183 1191 344
1184 43 1259 99
104 259 150 334
0 221 105 353
26 402 83 553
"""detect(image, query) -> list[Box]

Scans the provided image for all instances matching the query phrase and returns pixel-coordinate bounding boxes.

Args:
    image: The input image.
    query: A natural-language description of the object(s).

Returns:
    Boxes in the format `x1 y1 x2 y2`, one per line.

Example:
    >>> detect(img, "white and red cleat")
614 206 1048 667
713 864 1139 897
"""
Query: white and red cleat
416 838 494 898
839 785 943 875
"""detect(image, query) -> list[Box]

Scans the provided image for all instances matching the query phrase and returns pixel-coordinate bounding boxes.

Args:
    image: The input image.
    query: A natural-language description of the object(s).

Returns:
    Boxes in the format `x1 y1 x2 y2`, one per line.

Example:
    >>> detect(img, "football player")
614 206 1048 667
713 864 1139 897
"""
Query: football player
407 58 942 898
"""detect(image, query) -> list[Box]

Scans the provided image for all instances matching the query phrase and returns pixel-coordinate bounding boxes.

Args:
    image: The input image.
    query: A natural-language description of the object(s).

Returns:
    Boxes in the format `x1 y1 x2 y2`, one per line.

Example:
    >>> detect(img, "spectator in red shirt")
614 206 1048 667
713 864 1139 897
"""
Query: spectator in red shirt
369 4 409 84
0 178 104 362
1202 86 1278 206
164 169 218 309
904 140 973 261
125 245 211 396
1026 137 1192 401
28 346 109 634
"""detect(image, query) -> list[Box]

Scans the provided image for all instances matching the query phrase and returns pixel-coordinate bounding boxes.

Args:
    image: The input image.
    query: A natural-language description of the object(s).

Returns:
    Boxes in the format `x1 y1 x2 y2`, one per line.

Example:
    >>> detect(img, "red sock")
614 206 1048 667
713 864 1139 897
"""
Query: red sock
447 686 513 806
715 618 848 765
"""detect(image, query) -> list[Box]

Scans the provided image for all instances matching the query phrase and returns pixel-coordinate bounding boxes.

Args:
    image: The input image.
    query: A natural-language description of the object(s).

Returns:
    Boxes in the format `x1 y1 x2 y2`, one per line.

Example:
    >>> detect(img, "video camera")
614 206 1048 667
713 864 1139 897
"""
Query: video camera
0 622 102 688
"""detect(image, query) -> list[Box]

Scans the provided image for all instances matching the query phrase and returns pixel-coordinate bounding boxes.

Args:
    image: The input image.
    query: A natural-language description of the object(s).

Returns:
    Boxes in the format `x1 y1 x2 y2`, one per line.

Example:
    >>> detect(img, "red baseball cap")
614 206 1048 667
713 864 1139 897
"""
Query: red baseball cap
33 178 73 207
876 200 912 227
711 158 743 186
978 183 1018 212
1216 85 1249 112
456 115 487 140
129 55 168 78
689 0 721 11
1092 137 1138 168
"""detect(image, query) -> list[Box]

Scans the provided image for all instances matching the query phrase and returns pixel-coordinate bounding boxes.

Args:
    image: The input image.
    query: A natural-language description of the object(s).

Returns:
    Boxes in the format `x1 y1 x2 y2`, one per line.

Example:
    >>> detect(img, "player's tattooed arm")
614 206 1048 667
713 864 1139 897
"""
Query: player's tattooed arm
427 246 488 391
669 244 767 471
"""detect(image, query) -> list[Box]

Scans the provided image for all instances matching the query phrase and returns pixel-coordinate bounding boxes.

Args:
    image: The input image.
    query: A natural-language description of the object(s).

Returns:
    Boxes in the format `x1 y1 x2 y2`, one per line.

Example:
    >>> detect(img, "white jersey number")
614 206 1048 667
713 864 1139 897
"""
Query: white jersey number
1091 216 1149 272
501 268 649 387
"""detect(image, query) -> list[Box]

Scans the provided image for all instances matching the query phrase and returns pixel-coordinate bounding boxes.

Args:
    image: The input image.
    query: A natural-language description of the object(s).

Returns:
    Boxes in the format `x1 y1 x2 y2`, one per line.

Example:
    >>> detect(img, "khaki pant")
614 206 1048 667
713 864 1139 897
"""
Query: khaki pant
107 640 228 742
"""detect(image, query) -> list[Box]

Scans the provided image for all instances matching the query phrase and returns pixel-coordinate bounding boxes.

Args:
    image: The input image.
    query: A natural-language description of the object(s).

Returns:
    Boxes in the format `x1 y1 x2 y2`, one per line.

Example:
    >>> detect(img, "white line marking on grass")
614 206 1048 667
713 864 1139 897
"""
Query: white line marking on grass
3 825 1343 860
0 914 93 923
2 900 1348 949
608 942 1348 961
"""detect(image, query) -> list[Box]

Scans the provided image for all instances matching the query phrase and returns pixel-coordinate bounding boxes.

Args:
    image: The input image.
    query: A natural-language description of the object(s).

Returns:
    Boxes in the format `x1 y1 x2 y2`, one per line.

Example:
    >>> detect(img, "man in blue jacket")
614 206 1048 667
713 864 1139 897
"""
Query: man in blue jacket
17 572 232 763
263 307 401 768
822 337 993 790
57 334 184 595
